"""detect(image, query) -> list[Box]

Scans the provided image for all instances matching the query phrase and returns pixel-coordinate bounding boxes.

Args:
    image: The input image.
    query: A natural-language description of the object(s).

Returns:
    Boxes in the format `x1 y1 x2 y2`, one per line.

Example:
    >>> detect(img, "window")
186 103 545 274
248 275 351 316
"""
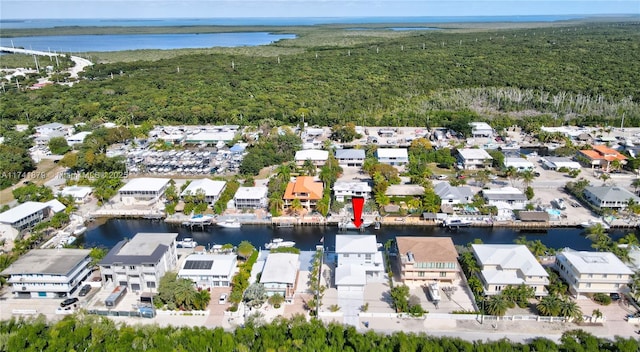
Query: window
343 254 349 258
129 266 136 270
585 283 591 288
602 274 607 279
418 272 425 277
147 281 156 288
440 272 446 277
365 254 372 261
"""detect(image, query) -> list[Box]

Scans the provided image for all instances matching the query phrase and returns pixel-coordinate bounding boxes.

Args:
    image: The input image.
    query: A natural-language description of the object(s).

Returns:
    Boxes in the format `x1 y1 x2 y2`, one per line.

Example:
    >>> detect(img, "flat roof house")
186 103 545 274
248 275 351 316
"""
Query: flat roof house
504 157 534 171
283 176 323 212
234 186 269 209
482 187 527 210
59 186 93 204
259 252 300 301
0 201 51 231
376 148 409 166
181 179 227 205
469 122 494 138
335 149 366 167
472 244 549 297
333 181 372 202
396 237 460 285
555 249 634 296
98 232 178 293
335 235 384 292
584 186 640 210
118 177 170 205
579 145 627 172
178 254 237 289
1 248 92 298
457 148 493 170
65 131 91 146
295 150 329 167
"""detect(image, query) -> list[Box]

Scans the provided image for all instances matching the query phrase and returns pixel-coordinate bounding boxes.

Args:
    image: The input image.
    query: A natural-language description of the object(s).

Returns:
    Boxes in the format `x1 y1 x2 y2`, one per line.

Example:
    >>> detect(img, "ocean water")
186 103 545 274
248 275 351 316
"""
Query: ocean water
0 15 591 30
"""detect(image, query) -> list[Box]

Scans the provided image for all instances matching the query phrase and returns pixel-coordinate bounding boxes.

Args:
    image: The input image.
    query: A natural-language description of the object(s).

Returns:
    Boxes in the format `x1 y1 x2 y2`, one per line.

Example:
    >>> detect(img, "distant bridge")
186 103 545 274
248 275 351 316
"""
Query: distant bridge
0 46 93 78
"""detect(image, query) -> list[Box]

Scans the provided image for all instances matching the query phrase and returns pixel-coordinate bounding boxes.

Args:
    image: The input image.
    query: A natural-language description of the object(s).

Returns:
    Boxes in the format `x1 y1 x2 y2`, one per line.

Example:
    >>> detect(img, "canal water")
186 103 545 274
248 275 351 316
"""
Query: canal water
83 219 631 252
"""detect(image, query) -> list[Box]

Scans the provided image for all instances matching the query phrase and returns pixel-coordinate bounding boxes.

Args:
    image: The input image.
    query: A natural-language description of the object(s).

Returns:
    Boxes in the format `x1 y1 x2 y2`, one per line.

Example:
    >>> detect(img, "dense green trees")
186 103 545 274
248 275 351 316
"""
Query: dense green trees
240 129 301 175
1 315 637 351
156 272 211 311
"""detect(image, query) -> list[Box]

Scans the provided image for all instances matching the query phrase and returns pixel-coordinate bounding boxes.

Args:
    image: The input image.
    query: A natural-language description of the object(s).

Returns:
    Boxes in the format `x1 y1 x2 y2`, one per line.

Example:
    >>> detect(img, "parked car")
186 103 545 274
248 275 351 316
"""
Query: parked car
218 293 227 304
78 284 91 297
60 297 79 308
610 293 621 301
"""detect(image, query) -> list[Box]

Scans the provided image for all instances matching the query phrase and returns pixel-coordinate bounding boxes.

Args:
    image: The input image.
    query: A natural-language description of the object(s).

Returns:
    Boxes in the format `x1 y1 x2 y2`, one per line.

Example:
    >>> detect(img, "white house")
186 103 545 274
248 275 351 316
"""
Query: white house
482 187 527 210
469 122 494 138
333 181 372 202
335 235 384 292
295 150 329 166
98 232 178 292
35 122 66 136
434 182 474 205
555 249 634 296
181 179 227 205
0 201 52 230
178 254 237 288
583 186 640 210
118 177 171 205
335 149 366 167
59 186 93 204
472 244 549 297
1 248 92 298
233 186 269 209
259 252 300 301
541 157 582 171
65 131 92 146
376 148 408 165
457 149 493 170
504 157 534 171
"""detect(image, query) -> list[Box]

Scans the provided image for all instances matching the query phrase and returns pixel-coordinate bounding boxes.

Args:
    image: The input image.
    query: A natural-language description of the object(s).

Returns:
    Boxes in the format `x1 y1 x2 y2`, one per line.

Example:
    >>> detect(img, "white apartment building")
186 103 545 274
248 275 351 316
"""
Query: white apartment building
555 249 634 296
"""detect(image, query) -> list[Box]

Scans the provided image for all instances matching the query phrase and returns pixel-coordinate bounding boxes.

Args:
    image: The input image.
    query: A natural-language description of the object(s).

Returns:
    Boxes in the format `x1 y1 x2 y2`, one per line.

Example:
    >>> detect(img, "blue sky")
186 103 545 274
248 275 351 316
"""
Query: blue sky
1 1 638 20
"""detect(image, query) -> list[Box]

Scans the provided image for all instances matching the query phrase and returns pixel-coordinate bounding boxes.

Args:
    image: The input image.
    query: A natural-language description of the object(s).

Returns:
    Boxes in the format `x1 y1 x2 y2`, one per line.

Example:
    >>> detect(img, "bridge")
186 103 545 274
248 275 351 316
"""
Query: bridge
0 46 93 78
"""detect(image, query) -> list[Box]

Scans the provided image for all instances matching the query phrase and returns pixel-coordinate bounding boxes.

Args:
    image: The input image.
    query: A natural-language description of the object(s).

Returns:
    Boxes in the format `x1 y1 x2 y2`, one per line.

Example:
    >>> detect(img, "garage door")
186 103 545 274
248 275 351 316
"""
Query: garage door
338 285 363 292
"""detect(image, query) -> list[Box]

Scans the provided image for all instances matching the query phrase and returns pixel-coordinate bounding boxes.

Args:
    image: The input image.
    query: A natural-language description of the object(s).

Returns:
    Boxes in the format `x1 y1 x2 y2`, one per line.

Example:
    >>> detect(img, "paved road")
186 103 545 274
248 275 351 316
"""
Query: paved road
0 46 93 79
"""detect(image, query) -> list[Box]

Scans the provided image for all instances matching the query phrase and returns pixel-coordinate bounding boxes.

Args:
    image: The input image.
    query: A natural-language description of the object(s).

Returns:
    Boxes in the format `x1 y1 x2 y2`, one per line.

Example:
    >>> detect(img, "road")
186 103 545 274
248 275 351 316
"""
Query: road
0 46 93 79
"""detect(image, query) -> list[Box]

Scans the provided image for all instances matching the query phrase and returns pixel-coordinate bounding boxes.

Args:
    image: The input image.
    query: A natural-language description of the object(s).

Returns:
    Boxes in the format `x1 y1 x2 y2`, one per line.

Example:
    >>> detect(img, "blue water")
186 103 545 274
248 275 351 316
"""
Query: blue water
0 15 594 30
82 219 628 252
0 32 296 52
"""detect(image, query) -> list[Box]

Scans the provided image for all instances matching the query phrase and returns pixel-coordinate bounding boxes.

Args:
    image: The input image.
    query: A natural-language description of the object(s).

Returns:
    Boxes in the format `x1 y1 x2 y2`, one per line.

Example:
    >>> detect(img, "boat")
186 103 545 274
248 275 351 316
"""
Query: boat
277 223 294 228
551 198 567 210
499 142 521 151
217 218 242 228
177 238 198 248
443 218 472 228
338 219 373 230
73 225 87 236
265 238 296 249
187 214 214 224
580 218 610 230
427 282 441 302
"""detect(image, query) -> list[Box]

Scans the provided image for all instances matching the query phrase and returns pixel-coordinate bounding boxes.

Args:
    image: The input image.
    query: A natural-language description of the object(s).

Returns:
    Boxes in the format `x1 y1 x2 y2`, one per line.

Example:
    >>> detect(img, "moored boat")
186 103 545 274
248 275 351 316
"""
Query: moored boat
177 238 198 248
217 218 242 228
443 218 472 228
580 218 610 230
265 238 296 249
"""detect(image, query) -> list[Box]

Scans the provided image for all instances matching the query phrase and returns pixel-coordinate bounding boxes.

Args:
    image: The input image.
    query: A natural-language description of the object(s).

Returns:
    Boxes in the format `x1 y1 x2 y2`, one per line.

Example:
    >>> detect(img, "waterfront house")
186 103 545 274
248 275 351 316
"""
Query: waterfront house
335 149 366 167
0 201 53 231
233 186 269 209
375 148 409 166
98 233 178 293
294 150 329 167
335 235 384 292
469 122 494 138
259 252 300 301
457 148 493 170
283 176 323 212
555 249 633 297
118 177 170 205
59 186 93 204
472 244 549 297
333 181 372 202
482 187 527 210
1 248 92 298
583 186 640 210
579 145 627 172
396 237 460 285
178 254 237 289
181 179 227 206
434 182 474 205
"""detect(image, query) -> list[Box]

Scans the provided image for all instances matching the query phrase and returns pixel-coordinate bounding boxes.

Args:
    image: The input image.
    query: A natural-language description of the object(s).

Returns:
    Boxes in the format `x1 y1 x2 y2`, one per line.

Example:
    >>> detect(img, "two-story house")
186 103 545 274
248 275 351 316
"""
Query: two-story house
333 181 372 202
233 186 269 209
375 148 409 166
482 187 527 210
98 232 178 293
434 182 474 206
583 186 640 210
259 252 300 302
335 235 384 292
118 177 171 205
472 244 549 297
295 150 329 167
469 122 494 138
555 249 633 297
1 248 92 298
579 145 627 172
335 149 366 167
457 148 493 170
396 237 460 285
283 176 323 212
178 254 237 289
180 179 227 206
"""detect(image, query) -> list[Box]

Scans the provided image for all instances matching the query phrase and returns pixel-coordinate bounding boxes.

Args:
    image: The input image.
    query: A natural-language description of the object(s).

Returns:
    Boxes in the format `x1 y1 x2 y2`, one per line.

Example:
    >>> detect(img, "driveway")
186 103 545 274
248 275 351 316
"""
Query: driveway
338 290 363 327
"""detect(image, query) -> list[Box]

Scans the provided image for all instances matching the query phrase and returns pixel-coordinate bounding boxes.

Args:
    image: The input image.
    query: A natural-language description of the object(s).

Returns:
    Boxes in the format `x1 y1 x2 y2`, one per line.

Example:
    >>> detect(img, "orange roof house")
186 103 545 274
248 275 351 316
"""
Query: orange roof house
283 176 323 211
579 145 626 171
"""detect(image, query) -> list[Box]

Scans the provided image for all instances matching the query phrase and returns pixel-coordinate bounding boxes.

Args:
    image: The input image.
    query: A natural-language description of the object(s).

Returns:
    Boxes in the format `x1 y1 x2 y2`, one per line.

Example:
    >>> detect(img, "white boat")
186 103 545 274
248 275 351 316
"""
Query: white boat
188 214 214 224
443 218 472 228
217 218 242 228
177 238 198 248
551 198 567 210
338 219 373 230
73 225 87 236
500 142 521 151
427 282 441 302
265 238 296 249
580 218 610 230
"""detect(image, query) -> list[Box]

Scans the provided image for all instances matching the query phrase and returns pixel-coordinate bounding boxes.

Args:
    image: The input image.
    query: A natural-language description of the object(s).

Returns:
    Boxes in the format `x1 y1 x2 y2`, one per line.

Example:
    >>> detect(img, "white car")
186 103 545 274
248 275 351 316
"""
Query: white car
218 294 228 304
436 175 448 180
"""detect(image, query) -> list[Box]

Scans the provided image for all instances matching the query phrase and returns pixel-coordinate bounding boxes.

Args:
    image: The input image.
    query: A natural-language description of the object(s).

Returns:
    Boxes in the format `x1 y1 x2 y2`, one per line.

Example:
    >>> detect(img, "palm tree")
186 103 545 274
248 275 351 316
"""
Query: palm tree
559 299 582 321
599 172 611 185
174 279 198 309
618 233 639 246
504 166 518 187
519 169 535 190
407 198 422 213
275 163 293 181
237 240 255 260
609 159 622 173
268 293 284 308
631 271 640 301
591 309 603 323
536 294 562 316
485 294 509 316
585 224 612 251
302 159 316 176
269 197 284 216
290 198 304 215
